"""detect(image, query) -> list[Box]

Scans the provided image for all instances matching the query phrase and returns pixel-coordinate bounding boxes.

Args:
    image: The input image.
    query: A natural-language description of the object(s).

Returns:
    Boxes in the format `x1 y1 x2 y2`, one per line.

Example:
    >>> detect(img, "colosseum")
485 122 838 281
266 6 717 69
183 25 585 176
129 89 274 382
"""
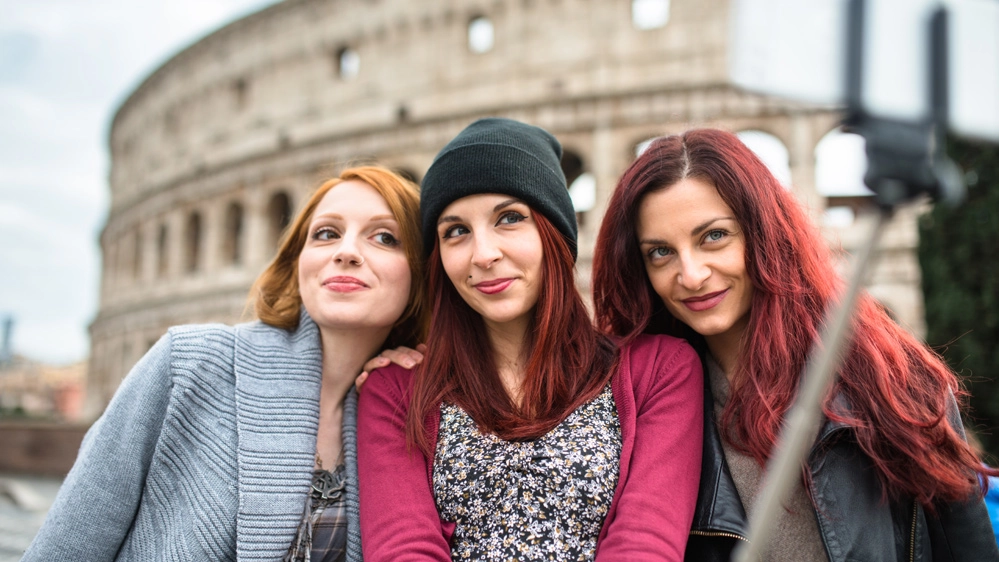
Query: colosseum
89 0 927 413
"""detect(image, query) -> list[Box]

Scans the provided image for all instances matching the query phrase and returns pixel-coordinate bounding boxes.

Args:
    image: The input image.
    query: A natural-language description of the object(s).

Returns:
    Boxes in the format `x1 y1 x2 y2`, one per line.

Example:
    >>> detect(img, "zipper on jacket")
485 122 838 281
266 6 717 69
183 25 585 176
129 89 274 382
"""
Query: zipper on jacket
909 502 918 562
690 529 750 543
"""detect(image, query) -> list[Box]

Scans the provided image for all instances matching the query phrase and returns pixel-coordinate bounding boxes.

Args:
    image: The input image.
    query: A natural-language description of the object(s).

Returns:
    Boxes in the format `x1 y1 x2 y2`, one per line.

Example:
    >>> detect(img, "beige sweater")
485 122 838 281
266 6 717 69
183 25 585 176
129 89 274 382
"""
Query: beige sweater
706 356 829 562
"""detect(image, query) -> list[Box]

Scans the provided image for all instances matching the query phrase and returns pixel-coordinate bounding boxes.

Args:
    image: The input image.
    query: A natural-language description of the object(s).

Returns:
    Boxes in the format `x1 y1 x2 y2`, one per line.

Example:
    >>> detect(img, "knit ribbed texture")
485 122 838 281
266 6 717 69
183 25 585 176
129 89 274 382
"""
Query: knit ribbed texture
23 311 363 562
419 117 577 259
343 386 363 561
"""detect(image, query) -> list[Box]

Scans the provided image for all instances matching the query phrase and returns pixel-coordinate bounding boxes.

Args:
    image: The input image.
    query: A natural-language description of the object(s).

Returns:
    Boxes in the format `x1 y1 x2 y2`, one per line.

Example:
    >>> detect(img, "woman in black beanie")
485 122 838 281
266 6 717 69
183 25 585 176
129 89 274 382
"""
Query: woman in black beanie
357 118 704 561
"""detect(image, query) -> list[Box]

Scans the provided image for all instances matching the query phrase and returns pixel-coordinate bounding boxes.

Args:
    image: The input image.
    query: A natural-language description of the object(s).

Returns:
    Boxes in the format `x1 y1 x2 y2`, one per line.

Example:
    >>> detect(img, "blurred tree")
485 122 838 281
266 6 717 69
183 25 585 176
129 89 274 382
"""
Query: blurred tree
918 138 999 460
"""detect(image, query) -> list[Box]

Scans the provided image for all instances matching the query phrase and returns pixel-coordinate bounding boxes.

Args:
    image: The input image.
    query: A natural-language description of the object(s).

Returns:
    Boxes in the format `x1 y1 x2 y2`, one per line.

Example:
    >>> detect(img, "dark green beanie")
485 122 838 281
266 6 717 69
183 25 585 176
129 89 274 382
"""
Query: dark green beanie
420 118 577 260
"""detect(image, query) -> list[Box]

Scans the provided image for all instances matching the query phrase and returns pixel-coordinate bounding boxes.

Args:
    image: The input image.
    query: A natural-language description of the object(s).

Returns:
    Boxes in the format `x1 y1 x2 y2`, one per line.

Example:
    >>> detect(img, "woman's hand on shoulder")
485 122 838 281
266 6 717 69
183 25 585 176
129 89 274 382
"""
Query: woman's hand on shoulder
356 343 426 392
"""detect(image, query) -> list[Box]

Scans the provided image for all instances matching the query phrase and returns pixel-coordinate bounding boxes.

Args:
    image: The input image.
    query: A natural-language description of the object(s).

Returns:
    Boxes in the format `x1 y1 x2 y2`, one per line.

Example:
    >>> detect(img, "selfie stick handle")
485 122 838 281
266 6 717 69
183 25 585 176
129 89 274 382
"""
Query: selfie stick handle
733 2 959 560
731 208 888 562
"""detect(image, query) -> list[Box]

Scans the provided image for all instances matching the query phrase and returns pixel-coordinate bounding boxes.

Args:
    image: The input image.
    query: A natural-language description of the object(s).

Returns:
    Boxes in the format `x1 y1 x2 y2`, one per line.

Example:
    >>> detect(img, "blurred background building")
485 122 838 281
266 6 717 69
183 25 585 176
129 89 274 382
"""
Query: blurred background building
1 1 953 556
86 0 922 416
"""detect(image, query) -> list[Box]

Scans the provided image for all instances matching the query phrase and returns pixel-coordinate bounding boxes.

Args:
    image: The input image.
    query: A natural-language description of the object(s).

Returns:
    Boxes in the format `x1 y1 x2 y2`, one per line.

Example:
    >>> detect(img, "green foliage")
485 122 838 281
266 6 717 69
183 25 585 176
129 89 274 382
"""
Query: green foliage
918 138 999 459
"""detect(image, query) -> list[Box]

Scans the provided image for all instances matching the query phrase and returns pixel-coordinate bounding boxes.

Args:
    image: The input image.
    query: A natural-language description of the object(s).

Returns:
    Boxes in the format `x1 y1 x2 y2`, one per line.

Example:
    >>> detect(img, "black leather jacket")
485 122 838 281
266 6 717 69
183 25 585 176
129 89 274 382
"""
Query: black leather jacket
684 384 999 562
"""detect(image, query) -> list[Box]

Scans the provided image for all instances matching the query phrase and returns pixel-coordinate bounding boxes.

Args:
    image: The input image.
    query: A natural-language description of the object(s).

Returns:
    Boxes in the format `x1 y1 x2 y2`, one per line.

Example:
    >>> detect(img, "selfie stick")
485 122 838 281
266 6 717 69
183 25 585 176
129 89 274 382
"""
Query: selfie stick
732 2 963 560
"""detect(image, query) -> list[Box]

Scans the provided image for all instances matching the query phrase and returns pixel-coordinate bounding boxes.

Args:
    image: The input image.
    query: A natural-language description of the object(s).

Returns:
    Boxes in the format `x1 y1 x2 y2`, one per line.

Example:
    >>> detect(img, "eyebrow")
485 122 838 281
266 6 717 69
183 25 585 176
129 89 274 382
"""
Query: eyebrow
638 216 737 245
691 217 735 236
311 213 397 224
493 198 521 212
437 198 523 225
313 213 395 222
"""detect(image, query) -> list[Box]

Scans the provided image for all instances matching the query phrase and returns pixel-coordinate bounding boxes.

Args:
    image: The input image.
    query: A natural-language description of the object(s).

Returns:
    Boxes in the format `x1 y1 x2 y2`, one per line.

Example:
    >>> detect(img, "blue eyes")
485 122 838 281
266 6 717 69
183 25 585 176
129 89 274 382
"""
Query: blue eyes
645 229 729 262
440 211 527 240
442 225 470 239
498 211 526 225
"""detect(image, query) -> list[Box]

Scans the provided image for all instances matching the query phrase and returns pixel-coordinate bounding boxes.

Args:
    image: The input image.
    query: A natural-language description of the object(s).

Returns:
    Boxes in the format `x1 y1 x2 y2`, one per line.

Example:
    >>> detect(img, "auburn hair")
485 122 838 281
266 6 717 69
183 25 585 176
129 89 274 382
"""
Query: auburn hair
251 166 428 348
406 210 616 455
592 128 990 506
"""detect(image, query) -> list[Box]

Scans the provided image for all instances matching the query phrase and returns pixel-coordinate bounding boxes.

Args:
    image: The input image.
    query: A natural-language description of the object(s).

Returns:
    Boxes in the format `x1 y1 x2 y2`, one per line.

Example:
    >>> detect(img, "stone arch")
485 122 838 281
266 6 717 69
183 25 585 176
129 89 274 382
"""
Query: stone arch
267 191 293 250
157 223 169 276
223 202 244 266
232 77 249 110
815 127 872 226
468 15 495 54
561 149 584 187
736 129 792 188
815 126 869 195
336 46 360 80
633 133 664 159
561 148 595 227
632 0 670 30
185 211 202 273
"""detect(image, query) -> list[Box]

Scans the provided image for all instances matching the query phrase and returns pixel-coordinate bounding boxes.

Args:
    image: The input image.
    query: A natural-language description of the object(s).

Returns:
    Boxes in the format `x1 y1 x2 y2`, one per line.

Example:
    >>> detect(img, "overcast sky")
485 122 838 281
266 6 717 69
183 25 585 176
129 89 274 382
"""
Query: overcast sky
0 0 276 364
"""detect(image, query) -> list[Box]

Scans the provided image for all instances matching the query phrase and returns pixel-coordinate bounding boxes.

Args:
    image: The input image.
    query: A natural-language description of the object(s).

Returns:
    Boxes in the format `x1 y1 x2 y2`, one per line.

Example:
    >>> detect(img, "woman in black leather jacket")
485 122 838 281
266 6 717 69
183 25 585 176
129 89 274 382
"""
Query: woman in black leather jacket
592 128 999 561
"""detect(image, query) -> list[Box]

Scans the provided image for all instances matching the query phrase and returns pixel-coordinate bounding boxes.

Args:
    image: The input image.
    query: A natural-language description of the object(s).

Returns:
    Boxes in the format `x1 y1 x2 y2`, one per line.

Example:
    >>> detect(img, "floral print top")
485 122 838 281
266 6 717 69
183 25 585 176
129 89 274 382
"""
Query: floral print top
432 384 622 561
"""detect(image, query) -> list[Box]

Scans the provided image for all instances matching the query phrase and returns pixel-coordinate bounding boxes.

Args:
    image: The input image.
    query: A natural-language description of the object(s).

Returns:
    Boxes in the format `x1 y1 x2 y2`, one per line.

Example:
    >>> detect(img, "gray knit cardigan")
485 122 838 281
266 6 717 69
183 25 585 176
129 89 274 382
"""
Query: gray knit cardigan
22 311 363 562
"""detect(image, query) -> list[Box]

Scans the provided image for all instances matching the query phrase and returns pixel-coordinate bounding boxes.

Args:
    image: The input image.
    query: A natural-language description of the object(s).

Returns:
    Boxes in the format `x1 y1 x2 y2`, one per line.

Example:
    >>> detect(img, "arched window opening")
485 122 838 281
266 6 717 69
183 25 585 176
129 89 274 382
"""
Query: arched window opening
336 46 360 80
224 202 244 266
736 130 792 188
815 127 873 227
233 78 248 110
561 150 584 187
632 0 670 30
468 16 495 54
268 192 292 250
635 136 659 158
185 212 202 273
569 174 597 227
561 150 594 227
157 224 169 276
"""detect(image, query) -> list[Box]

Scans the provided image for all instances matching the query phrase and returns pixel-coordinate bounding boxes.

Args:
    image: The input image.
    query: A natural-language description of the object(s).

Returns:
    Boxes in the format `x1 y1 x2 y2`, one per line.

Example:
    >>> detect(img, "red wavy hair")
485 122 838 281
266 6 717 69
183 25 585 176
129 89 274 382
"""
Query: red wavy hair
407 211 615 455
592 128 989 506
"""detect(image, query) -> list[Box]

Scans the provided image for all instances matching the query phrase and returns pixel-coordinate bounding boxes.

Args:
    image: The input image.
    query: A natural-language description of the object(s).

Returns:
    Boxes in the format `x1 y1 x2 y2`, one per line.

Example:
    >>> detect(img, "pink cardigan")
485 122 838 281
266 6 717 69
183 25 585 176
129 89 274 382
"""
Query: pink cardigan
357 333 704 561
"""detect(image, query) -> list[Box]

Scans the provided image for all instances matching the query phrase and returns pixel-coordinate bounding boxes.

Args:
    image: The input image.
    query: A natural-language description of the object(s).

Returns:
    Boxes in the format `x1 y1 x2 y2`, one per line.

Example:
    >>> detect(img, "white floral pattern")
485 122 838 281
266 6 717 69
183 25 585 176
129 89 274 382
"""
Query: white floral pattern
433 384 621 561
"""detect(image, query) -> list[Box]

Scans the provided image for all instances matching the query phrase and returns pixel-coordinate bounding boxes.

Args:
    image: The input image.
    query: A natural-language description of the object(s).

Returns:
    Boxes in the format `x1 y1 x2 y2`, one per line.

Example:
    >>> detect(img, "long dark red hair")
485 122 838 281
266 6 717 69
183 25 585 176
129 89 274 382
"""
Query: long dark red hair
407 210 616 455
593 128 990 506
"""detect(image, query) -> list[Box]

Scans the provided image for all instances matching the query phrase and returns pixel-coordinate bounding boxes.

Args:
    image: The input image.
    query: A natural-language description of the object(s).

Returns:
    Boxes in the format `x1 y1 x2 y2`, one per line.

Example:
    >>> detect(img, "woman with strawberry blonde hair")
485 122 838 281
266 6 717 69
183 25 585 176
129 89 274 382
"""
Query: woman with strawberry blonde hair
24 166 428 562
592 128 999 561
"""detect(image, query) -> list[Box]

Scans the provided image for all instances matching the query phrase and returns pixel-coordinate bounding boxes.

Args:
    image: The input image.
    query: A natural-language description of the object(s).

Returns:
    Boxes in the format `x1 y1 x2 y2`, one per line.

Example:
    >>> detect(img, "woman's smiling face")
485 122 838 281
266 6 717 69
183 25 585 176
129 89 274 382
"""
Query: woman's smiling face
636 176 753 349
436 193 544 334
297 180 412 334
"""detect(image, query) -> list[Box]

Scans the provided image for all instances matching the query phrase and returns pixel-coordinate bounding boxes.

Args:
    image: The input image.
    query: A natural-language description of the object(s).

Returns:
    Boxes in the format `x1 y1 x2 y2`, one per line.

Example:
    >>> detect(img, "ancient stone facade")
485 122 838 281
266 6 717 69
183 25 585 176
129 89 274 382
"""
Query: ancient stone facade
90 0 925 414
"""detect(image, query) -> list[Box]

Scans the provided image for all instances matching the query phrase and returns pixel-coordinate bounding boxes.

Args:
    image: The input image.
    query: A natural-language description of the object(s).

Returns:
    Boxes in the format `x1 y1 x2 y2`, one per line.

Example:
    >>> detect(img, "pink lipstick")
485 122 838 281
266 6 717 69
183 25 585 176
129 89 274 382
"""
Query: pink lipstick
474 278 514 295
682 289 728 312
323 276 368 293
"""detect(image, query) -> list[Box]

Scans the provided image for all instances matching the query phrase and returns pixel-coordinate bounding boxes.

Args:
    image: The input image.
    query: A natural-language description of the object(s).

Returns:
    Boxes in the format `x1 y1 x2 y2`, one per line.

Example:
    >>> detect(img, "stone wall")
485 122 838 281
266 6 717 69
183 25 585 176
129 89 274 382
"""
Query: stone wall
0 422 89 476
89 0 922 416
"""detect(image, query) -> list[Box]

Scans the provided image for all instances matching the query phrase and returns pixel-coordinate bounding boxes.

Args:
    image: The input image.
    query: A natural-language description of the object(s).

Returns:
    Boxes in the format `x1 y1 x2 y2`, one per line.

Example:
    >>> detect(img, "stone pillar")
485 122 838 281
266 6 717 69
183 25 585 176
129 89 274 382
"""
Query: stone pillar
788 113 824 221
589 122 617 261
167 210 185 279
139 220 156 283
202 199 225 274
244 188 271 272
